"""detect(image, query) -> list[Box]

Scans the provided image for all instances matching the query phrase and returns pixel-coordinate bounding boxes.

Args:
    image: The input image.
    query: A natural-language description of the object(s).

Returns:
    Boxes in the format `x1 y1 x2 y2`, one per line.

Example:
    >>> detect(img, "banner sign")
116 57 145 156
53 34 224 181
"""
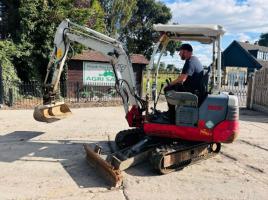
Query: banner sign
83 62 115 85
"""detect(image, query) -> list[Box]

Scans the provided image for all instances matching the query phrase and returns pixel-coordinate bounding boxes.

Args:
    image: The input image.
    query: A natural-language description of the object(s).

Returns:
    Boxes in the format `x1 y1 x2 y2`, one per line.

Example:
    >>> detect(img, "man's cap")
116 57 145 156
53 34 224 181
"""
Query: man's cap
176 43 193 52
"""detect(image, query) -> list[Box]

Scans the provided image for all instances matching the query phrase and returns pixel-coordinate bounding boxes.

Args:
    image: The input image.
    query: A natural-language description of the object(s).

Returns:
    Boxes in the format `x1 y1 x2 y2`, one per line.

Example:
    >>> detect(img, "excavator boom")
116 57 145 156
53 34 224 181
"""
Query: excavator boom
34 19 141 123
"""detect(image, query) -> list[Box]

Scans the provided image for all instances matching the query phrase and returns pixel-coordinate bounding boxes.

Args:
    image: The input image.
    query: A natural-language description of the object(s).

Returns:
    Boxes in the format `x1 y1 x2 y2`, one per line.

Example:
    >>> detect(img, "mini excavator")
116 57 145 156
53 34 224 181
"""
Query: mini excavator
34 19 239 187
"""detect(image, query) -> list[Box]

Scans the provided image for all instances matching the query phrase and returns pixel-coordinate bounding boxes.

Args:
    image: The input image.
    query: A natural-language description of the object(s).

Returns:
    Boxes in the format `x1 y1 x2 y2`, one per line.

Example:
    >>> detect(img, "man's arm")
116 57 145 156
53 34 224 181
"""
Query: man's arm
169 74 188 86
169 58 194 86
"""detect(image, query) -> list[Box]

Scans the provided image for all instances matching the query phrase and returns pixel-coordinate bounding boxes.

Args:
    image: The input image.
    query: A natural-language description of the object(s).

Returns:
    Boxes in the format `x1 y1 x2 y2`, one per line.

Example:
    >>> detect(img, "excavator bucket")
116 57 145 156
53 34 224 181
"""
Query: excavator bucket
33 102 72 123
83 144 123 188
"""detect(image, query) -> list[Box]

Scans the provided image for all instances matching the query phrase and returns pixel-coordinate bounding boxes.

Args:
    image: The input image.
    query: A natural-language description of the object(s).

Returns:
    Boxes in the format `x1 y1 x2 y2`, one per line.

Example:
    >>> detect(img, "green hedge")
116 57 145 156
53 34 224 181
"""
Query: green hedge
0 40 20 82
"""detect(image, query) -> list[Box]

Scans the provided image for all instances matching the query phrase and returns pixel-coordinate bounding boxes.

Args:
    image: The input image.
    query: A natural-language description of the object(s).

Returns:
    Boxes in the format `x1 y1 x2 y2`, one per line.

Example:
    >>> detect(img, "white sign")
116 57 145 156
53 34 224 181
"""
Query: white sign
83 62 115 85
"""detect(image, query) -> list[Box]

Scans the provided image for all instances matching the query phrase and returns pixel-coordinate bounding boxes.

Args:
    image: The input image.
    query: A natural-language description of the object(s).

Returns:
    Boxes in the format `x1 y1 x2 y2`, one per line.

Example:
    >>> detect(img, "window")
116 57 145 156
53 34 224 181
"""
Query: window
257 51 268 60
257 51 261 59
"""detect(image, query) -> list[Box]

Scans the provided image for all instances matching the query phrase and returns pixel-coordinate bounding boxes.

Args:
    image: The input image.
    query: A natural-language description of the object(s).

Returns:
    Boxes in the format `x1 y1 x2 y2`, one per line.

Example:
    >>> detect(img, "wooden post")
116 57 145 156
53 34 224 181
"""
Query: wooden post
246 74 252 109
249 70 257 109
0 65 3 107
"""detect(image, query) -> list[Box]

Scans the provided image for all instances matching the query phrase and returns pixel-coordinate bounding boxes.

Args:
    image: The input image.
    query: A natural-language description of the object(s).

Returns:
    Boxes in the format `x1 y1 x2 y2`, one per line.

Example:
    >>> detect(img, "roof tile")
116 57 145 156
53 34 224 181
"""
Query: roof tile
71 50 149 65
238 41 268 52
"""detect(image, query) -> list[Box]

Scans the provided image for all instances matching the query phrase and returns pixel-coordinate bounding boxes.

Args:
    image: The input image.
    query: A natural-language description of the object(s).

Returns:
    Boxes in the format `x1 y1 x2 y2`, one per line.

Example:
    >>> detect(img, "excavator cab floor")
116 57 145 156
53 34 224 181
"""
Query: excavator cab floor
33 102 72 123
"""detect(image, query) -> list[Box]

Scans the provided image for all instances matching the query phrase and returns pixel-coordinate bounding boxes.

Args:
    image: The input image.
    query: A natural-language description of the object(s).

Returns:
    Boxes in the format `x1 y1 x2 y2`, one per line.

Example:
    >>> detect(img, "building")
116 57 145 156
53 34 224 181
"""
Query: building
222 40 268 85
67 50 149 96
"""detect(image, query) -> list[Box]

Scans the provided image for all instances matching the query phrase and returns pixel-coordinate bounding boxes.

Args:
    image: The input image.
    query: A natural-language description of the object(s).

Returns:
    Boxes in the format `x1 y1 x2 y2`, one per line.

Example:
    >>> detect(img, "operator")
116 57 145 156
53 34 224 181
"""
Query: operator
164 43 204 122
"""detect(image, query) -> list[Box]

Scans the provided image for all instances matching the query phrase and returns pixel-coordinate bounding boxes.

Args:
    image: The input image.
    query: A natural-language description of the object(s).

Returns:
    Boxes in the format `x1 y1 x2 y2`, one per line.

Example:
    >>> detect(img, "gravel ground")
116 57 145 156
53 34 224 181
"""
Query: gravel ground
0 103 268 200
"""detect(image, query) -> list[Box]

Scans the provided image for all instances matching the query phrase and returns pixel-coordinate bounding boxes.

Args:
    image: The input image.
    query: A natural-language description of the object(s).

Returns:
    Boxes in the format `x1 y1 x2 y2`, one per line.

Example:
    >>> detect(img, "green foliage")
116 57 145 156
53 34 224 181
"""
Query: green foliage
142 72 179 94
166 41 181 57
110 0 137 37
89 0 106 33
0 40 20 82
5 0 105 82
100 0 137 37
120 0 173 58
258 33 268 47
159 62 165 72
3 0 174 83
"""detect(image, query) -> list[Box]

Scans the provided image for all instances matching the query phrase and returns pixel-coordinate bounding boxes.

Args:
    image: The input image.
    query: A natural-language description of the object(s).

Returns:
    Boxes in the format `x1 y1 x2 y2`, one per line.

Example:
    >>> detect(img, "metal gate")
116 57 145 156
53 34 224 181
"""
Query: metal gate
221 72 248 107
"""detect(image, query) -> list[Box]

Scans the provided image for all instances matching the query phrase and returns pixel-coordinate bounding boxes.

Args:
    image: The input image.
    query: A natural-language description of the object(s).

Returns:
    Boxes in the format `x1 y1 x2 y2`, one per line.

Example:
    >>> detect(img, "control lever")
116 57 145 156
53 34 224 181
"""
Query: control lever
166 79 170 86
153 83 164 111
152 82 156 103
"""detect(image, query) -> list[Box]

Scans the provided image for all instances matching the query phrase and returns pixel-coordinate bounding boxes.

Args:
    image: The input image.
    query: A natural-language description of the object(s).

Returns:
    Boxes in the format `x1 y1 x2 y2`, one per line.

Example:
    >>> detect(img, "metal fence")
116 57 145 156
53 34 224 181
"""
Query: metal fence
1 81 121 109
0 72 249 109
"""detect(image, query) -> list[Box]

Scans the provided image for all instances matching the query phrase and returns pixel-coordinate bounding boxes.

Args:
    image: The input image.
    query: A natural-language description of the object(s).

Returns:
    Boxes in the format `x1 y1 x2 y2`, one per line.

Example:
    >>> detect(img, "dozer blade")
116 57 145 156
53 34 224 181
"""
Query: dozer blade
83 144 123 188
33 102 72 123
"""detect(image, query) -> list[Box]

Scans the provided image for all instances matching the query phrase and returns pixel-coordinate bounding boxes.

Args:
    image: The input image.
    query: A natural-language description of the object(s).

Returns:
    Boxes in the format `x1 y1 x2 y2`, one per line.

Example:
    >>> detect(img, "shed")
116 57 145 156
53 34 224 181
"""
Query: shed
67 50 149 96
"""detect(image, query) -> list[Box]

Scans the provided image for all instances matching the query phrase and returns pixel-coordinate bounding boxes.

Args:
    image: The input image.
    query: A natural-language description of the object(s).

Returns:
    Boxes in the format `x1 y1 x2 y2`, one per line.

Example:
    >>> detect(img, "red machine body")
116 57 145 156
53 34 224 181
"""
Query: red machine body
143 120 239 143
126 93 239 144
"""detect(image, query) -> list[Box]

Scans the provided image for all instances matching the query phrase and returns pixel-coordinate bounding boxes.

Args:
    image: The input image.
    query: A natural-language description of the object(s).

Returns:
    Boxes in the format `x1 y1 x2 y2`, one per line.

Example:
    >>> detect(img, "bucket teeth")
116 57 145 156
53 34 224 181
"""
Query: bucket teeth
83 144 123 188
33 102 72 123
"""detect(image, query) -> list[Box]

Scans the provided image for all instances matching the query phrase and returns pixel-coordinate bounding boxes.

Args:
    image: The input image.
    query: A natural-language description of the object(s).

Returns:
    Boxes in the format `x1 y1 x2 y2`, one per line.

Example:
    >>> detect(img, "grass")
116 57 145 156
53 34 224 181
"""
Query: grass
142 72 179 95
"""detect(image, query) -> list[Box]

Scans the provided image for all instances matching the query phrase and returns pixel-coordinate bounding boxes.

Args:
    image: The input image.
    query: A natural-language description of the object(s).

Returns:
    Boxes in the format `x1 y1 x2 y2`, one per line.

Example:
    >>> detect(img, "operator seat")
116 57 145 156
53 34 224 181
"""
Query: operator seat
196 66 211 105
165 91 198 108
166 66 210 107
164 67 211 126
165 91 198 126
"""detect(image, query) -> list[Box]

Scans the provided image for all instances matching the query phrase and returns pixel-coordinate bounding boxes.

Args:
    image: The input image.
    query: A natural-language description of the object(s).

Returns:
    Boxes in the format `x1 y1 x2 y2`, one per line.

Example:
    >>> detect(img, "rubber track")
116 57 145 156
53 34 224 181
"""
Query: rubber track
150 142 221 174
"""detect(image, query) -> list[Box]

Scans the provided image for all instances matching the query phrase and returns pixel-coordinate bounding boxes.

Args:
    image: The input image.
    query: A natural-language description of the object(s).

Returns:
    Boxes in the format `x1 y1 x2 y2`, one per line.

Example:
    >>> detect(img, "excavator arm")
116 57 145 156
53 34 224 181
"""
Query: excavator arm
34 19 145 123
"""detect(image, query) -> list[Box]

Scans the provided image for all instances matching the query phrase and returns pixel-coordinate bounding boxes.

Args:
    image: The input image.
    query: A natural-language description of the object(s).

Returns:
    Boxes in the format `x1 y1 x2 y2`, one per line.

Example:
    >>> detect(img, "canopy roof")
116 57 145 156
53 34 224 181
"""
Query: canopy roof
153 24 225 44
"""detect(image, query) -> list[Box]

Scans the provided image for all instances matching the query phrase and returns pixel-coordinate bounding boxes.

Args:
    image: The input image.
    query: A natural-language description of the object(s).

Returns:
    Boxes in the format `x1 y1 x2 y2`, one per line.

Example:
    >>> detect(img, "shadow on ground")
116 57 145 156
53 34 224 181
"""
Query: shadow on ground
0 131 117 188
239 108 268 123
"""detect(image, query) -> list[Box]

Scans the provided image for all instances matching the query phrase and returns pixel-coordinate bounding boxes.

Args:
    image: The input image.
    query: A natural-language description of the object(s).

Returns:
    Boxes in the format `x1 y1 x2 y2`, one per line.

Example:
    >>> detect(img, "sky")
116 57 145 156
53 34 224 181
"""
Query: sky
156 0 268 68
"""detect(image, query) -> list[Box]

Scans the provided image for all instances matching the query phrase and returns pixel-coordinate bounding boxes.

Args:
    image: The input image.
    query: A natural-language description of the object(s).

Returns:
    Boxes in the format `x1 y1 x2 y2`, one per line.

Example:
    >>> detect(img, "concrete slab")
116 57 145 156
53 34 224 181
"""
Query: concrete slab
0 105 267 199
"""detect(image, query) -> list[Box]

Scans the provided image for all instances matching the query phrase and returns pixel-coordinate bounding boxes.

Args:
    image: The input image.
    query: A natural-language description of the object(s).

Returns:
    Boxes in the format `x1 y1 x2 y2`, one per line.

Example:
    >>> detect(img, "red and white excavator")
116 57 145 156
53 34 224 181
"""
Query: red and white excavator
33 19 239 187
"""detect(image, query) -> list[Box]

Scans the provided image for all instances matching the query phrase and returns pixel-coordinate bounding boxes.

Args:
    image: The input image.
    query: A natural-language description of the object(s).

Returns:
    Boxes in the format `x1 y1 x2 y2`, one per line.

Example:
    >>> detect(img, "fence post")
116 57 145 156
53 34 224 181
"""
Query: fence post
247 75 252 109
249 70 256 109
0 65 3 108
8 88 13 107
76 82 80 103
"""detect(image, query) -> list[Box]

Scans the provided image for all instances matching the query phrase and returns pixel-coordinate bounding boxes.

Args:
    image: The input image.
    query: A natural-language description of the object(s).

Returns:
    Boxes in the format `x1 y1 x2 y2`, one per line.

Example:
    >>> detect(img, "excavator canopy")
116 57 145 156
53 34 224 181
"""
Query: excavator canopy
153 24 225 44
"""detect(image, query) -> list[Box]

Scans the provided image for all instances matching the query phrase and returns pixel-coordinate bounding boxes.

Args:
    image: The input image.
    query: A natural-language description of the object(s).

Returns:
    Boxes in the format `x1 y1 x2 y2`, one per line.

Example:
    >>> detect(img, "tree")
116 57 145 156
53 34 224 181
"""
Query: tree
120 0 175 58
86 0 106 32
258 33 268 47
0 1 7 39
166 64 175 72
100 0 137 37
159 62 165 72
0 1 20 40
6 0 106 82
0 40 20 82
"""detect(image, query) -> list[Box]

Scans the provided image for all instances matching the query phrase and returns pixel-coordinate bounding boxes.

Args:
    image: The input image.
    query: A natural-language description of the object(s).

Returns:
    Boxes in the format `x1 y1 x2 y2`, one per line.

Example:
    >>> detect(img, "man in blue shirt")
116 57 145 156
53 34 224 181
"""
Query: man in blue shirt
164 43 204 122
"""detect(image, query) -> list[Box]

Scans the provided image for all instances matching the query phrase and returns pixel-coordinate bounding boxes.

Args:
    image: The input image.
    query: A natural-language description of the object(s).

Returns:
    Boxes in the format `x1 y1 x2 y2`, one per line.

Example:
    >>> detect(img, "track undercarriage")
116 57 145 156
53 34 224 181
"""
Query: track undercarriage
84 129 221 187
